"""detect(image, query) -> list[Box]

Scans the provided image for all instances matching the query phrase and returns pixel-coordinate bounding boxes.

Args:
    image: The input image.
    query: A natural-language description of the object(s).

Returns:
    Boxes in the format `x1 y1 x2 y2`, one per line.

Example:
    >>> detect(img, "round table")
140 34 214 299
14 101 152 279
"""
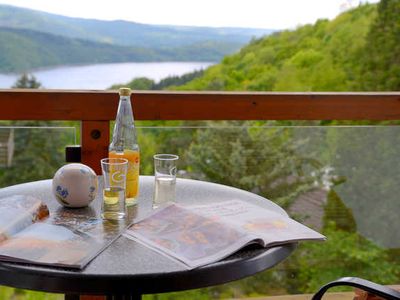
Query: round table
0 176 296 299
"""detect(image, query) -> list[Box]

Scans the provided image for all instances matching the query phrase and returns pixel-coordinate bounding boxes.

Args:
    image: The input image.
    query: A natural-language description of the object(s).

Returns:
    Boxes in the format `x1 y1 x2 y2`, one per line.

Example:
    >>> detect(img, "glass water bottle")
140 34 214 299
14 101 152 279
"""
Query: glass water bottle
109 87 140 206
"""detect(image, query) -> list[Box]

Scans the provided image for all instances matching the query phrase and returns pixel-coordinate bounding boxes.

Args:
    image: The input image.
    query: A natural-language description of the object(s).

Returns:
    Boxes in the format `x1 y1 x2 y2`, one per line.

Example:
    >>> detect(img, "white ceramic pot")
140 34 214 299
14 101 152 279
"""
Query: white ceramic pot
52 163 98 208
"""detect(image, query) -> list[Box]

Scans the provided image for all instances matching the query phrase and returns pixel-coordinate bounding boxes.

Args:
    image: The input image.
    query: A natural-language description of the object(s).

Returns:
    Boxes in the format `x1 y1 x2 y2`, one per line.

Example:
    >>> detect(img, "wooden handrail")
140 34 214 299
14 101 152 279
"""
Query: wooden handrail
1 90 400 120
1 89 400 173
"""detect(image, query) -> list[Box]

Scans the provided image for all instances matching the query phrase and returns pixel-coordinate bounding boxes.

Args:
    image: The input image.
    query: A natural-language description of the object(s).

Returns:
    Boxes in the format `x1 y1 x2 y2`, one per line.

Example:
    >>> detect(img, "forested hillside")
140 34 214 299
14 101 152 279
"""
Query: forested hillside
175 4 380 92
0 4 274 73
0 27 165 73
0 27 249 73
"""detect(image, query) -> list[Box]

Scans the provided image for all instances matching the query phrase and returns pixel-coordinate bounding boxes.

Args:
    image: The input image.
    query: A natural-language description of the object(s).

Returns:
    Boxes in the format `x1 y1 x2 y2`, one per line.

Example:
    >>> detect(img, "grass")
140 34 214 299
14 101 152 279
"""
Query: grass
0 287 63 300
0 288 212 300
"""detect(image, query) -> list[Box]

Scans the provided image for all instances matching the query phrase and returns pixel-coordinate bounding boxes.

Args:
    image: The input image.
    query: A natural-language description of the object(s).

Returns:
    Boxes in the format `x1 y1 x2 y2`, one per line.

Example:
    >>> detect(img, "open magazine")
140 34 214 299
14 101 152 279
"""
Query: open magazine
0 195 126 269
124 199 326 269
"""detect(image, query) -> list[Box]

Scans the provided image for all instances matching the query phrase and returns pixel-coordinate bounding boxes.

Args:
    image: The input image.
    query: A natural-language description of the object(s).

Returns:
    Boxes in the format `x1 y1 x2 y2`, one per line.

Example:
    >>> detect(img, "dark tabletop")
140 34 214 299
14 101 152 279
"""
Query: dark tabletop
0 176 296 296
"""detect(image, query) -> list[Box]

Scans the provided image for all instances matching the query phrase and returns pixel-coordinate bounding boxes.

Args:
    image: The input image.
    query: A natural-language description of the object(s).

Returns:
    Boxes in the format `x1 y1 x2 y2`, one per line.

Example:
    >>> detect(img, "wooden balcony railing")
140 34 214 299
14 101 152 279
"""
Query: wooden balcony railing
1 89 400 174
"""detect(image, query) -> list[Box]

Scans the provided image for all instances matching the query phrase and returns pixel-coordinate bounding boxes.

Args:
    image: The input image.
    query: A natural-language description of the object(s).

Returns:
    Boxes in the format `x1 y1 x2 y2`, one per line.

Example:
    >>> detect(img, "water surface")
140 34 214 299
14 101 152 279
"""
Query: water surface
0 62 213 89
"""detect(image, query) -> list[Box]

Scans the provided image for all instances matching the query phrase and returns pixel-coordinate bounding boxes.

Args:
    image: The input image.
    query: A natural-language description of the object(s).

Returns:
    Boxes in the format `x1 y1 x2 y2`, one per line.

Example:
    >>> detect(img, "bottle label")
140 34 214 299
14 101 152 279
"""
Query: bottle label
109 150 140 199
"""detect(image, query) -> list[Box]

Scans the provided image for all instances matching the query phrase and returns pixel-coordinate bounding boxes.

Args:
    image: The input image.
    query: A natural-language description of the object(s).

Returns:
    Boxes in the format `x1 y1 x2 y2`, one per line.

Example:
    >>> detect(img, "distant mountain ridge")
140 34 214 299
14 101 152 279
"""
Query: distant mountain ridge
0 26 255 73
0 4 274 50
0 27 167 73
0 4 275 73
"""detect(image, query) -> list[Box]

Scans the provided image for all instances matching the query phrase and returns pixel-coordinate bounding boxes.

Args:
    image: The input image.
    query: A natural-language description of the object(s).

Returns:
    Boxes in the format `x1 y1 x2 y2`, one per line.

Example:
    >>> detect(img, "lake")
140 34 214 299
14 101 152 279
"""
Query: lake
0 62 213 89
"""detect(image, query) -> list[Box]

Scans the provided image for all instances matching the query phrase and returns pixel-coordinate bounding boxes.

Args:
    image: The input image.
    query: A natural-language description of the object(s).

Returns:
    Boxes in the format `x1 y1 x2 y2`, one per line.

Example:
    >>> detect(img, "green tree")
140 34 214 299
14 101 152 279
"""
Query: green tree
12 73 42 88
287 225 400 293
0 76 72 188
186 122 321 209
109 70 204 91
110 77 155 90
323 189 356 232
360 0 400 90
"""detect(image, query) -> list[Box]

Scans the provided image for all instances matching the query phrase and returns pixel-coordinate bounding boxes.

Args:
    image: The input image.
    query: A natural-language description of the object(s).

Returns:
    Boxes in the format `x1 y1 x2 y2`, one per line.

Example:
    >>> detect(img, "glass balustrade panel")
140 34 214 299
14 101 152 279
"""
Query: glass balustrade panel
136 122 400 298
0 124 77 188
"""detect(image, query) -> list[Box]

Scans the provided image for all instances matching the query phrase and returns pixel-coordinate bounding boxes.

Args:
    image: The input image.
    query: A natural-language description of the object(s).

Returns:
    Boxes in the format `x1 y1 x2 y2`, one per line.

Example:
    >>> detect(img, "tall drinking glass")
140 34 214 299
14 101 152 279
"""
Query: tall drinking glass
153 154 179 209
101 158 128 220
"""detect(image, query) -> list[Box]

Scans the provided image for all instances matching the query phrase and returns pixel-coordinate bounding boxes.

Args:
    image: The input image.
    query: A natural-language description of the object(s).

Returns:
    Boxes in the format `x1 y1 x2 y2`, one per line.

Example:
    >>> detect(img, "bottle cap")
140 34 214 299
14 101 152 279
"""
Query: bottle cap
119 87 131 96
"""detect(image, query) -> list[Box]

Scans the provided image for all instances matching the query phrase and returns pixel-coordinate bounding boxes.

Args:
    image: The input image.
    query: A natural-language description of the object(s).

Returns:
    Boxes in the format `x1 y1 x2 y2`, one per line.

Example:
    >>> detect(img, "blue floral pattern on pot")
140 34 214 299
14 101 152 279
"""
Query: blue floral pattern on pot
55 185 70 206
56 185 69 199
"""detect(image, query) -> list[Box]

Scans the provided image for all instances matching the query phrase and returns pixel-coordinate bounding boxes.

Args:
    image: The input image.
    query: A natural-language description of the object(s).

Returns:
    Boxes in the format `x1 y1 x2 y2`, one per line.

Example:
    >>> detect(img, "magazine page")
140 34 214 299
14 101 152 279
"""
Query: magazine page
0 199 130 269
47 209 130 268
0 195 49 243
0 222 103 268
124 204 260 269
187 200 326 246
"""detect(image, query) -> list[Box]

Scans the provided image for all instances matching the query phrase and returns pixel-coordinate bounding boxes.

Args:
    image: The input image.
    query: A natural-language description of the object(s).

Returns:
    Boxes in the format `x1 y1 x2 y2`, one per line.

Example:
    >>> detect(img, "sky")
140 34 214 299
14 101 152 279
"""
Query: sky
0 0 379 29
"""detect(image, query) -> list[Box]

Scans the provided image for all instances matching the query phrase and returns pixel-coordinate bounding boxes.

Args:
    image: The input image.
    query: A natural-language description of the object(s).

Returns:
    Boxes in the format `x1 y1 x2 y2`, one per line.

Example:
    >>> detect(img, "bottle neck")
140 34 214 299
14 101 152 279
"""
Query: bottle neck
110 95 138 152
118 96 133 118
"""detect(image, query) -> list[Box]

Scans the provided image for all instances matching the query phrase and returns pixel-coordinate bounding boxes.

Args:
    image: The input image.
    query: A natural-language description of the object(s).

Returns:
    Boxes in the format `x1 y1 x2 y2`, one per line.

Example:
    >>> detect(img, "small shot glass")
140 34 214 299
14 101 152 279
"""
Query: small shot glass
100 158 128 220
153 154 179 209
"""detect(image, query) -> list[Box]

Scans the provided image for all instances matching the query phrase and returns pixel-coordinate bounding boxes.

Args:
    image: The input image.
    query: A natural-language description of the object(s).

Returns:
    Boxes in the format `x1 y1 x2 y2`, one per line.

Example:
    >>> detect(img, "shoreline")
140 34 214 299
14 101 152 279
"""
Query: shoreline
0 61 214 89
